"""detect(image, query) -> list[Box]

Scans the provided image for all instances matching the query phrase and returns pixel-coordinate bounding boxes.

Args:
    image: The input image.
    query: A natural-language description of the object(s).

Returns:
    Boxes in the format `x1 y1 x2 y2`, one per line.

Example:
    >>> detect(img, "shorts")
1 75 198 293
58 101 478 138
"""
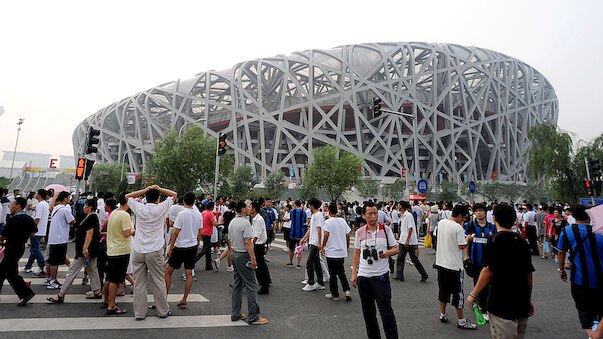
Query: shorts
47 243 68 266
391 223 400 234
168 246 197 270
106 254 130 284
288 238 300 252
282 228 291 242
571 282 603 329
437 267 464 309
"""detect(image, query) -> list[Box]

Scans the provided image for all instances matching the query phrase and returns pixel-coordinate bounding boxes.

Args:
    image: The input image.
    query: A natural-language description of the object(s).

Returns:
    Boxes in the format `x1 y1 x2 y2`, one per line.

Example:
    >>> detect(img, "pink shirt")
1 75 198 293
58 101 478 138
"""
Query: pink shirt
201 209 215 236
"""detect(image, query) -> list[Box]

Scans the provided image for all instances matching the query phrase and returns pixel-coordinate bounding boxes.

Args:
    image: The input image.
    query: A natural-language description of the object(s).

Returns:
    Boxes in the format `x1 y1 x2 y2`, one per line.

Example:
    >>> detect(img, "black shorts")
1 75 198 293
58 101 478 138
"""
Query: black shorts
571 282 603 329
288 238 300 252
437 267 464 309
106 254 130 284
391 223 400 234
168 246 197 270
47 243 68 266
282 228 291 242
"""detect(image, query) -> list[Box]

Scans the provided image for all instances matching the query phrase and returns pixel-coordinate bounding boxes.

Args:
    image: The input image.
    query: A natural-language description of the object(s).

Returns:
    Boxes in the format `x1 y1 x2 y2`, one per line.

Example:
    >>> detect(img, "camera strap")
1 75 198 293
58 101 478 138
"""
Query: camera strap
379 223 392 250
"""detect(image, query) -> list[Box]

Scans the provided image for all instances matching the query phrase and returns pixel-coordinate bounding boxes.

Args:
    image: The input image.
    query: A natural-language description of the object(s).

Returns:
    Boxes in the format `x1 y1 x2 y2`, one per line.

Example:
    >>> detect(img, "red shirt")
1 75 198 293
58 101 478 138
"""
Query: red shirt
201 209 215 236
544 214 555 235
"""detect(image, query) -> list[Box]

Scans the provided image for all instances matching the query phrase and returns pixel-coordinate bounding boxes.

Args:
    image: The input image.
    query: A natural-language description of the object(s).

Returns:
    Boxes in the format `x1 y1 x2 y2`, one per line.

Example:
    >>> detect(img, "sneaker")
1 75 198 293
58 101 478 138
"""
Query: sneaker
159 310 173 319
22 267 32 273
457 320 477 329
81 277 89 285
285 263 293 267
251 317 269 325
43 278 51 286
296 264 302 269
301 279 308 285
47 281 61 290
226 266 234 272
313 283 325 290
214 258 221 270
324 293 333 299
33 271 46 278
439 314 448 323
283 247 289 252
192 275 197 281
345 290 352 301
302 283 316 292
182 273 187 281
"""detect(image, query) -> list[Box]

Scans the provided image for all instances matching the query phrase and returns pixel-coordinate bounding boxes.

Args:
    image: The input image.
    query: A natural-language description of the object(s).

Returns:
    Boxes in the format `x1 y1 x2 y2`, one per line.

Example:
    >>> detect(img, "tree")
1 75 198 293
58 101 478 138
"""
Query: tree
356 178 379 200
385 179 407 201
264 171 286 199
501 183 522 204
303 146 362 201
90 162 123 194
298 183 319 201
521 183 551 204
145 126 234 194
230 166 257 199
477 182 506 203
438 181 459 202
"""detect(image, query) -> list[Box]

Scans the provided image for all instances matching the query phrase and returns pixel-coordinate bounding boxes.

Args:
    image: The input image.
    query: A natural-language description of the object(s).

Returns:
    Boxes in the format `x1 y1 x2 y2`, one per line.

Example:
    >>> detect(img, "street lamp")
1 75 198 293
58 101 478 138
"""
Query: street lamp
179 117 207 136
120 147 141 182
9 118 25 179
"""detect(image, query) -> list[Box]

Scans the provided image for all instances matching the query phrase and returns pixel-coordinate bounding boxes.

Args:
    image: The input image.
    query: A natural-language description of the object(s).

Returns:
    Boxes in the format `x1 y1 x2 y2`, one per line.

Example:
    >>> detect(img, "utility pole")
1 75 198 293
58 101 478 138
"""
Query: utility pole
585 157 596 206
9 118 25 179
213 135 220 198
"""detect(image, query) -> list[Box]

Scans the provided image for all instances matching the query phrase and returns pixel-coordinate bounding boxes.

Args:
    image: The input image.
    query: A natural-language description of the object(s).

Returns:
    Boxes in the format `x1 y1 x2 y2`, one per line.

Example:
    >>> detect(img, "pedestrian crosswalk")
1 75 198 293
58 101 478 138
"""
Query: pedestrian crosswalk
0 293 208 304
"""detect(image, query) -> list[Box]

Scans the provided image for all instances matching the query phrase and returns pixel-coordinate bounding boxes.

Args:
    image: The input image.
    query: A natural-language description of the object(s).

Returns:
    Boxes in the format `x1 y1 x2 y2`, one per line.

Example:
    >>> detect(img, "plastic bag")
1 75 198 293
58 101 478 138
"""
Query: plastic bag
424 234 432 248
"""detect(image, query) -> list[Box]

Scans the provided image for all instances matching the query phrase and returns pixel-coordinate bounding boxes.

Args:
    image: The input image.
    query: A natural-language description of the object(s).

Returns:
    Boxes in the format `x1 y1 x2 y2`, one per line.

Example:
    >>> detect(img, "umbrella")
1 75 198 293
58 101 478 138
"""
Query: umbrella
44 184 68 193
587 204 603 235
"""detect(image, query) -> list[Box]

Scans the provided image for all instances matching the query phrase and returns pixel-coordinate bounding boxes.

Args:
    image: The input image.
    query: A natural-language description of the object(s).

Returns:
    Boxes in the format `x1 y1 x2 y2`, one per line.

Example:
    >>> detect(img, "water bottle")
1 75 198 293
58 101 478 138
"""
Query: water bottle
83 258 93 273
593 321 599 332
472 303 487 325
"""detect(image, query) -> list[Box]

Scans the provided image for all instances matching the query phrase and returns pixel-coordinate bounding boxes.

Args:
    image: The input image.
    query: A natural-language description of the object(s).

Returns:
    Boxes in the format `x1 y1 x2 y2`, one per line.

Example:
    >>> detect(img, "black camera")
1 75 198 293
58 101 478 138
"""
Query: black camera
363 246 379 264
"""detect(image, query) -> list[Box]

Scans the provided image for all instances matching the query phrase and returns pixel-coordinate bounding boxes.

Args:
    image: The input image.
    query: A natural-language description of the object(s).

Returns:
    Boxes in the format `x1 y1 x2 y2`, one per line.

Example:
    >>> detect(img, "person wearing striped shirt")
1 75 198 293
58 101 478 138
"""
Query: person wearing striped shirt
557 205 603 337
287 200 306 268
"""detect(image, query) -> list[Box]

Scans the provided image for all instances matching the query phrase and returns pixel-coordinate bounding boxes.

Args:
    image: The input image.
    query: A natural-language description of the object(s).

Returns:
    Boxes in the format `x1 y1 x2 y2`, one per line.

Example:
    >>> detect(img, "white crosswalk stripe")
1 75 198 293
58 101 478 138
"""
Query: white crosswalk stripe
0 315 248 332
0 293 208 304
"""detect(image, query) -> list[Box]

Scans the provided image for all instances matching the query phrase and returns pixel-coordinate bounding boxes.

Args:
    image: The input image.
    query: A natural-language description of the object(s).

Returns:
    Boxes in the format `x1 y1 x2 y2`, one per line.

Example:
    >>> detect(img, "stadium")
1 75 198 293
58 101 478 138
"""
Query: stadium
73 42 558 186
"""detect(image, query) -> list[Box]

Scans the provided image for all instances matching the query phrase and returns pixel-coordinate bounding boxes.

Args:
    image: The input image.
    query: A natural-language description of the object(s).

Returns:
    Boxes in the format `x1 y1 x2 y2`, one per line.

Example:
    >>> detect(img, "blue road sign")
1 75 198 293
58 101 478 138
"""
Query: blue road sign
290 168 295 177
417 179 428 194
469 181 476 194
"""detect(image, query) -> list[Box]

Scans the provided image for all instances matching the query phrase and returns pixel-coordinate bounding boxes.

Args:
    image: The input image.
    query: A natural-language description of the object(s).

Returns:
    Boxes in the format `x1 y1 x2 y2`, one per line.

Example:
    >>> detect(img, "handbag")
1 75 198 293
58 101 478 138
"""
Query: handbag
424 234 432 248
0 245 5 264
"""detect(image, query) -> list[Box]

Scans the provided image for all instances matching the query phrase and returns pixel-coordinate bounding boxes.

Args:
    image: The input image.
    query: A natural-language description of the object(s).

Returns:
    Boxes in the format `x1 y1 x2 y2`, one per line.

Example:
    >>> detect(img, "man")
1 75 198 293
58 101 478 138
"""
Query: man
412 200 424 235
390 204 400 240
195 201 221 271
435 204 476 329
523 203 539 255
377 203 391 226
535 205 547 256
212 197 227 249
321 202 351 301
557 205 603 338
464 203 497 320
165 196 185 251
287 200 306 268
300 197 325 291
263 198 277 249
0 197 37 306
0 189 10 234
394 201 428 282
126 185 176 320
103 195 135 315
250 201 270 294
24 189 48 276
165 192 202 309
230 201 268 325
46 191 76 289
351 201 399 339
564 207 576 225
467 203 535 338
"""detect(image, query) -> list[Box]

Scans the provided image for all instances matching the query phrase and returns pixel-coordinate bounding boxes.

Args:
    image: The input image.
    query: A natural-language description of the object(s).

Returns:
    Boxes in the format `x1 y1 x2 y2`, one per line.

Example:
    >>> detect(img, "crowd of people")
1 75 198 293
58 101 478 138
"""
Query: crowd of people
0 185 602 338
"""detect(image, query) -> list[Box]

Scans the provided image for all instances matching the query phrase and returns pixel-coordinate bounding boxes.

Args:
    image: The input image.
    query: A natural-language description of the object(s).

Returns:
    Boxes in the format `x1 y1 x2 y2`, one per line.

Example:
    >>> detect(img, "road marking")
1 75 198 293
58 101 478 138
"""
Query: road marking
0 293 208 304
0 315 247 332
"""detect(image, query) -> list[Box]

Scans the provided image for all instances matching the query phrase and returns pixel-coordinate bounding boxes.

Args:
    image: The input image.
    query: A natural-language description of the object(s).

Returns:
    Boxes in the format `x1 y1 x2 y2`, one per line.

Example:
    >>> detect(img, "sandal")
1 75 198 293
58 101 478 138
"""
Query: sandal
148 304 157 310
106 307 128 315
177 301 187 309
116 291 126 297
47 295 64 304
100 302 109 309
86 291 103 299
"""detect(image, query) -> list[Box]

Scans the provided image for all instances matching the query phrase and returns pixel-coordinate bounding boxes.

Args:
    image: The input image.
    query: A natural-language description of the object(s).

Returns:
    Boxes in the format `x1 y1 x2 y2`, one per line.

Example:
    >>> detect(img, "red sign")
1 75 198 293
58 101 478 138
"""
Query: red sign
49 158 57 168
492 171 498 180
401 167 407 178
409 194 427 203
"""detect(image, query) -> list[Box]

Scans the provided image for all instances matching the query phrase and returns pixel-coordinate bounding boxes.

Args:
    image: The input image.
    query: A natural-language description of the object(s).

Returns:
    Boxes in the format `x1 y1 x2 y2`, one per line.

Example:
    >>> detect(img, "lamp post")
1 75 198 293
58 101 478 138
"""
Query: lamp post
9 118 25 179
179 117 207 136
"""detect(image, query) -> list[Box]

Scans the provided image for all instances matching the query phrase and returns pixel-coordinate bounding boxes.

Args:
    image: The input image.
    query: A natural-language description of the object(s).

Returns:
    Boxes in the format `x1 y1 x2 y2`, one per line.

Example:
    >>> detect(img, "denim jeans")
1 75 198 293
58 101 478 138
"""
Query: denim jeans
231 251 260 322
25 236 45 270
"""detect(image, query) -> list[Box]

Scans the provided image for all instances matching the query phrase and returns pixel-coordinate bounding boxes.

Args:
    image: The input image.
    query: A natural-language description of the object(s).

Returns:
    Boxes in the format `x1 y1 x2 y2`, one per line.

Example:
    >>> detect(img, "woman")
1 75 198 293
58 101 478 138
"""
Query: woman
550 207 568 263
47 199 102 303
428 205 439 254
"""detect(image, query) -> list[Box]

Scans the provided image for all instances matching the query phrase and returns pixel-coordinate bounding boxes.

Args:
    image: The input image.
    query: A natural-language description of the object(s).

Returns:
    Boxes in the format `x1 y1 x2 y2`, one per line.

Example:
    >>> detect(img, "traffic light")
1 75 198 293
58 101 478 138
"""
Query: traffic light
75 158 86 180
585 180 593 196
84 159 95 180
372 98 383 118
86 127 100 154
218 134 227 156
587 157 601 178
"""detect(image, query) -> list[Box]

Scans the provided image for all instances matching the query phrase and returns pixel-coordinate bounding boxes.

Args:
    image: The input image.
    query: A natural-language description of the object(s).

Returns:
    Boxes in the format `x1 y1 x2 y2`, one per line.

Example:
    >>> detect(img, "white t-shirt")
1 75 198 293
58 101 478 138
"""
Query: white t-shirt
566 215 576 225
486 210 494 224
282 211 291 229
173 207 202 248
33 200 49 237
435 219 467 271
378 210 390 224
48 204 75 245
391 209 400 224
0 200 9 224
252 213 267 245
398 211 418 246
309 212 324 246
167 204 185 222
441 210 452 220
26 198 37 217
354 225 396 277
128 197 174 253
96 198 107 225
523 210 536 226
323 217 350 258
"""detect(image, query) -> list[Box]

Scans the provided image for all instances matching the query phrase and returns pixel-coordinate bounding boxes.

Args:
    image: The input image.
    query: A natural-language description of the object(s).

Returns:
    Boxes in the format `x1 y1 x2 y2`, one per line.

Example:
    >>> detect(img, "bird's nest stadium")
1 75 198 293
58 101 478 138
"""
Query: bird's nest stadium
73 42 558 186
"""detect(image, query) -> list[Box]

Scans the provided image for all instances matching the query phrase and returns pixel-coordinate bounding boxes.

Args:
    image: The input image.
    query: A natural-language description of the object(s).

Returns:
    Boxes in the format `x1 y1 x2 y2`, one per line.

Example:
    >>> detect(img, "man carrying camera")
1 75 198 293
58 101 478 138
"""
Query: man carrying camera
351 201 399 339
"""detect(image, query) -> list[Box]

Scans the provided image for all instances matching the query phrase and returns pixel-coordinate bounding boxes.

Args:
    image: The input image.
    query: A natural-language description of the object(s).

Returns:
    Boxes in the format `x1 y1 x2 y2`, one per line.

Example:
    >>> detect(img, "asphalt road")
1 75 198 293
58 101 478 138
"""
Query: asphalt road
0 233 584 338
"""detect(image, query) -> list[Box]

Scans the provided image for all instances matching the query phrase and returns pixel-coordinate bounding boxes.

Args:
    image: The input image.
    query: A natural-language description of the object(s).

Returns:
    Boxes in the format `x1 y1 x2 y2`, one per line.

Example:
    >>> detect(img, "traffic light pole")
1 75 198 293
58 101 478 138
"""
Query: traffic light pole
213 135 220 199
585 157 595 206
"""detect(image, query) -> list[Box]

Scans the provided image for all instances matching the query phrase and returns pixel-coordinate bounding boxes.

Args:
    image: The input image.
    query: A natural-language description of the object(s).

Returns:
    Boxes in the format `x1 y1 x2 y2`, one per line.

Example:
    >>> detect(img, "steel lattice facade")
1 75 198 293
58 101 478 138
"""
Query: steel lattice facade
73 42 558 185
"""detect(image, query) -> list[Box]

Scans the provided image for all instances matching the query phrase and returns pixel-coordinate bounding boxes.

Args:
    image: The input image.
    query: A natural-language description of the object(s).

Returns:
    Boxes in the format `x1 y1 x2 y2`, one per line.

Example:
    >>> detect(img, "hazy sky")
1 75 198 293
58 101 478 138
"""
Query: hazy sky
1 0 601 161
